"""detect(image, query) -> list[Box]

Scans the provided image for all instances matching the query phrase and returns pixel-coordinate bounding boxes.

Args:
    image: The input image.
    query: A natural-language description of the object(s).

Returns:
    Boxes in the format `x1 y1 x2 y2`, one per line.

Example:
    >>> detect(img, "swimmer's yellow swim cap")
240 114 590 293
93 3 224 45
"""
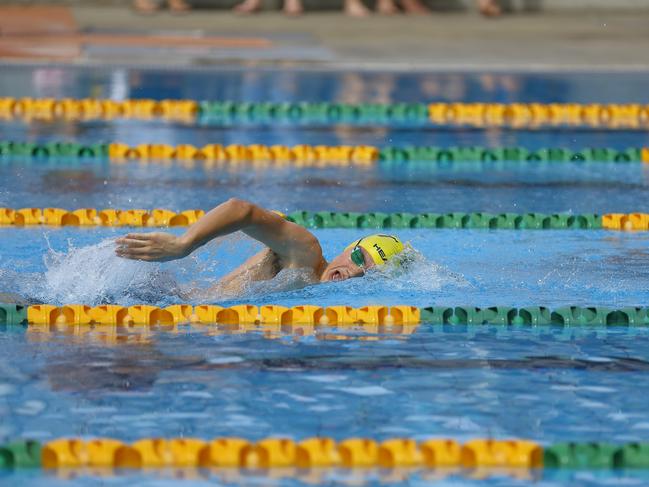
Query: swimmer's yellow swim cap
345 234 404 266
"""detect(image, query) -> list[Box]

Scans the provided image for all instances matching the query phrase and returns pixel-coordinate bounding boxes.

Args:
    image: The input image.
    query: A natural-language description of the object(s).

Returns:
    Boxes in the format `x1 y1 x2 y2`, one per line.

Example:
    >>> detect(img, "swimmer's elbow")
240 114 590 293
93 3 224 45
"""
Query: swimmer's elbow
226 198 281 228
224 197 255 223
224 197 250 210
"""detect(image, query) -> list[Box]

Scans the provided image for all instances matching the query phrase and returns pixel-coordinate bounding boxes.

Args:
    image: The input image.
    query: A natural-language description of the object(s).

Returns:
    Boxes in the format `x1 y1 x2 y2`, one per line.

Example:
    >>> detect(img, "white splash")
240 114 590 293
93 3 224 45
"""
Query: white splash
355 244 471 292
1 233 470 305
32 239 179 305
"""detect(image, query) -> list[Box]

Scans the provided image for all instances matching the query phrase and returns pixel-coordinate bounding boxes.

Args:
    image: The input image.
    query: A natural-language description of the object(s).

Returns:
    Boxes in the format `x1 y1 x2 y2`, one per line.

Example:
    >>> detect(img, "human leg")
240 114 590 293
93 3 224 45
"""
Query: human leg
344 0 371 17
133 0 164 14
401 0 429 14
376 0 399 14
478 0 501 17
233 0 263 13
283 0 304 16
168 0 192 12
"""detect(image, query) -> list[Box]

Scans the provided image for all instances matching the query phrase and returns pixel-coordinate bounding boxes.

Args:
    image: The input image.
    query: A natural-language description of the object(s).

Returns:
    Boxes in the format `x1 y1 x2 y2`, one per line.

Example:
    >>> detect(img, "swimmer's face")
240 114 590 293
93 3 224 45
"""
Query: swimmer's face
320 246 376 282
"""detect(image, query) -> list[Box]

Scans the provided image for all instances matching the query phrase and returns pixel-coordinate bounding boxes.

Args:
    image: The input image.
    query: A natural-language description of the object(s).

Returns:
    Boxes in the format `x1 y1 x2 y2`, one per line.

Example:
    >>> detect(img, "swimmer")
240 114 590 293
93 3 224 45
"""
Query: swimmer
115 198 404 294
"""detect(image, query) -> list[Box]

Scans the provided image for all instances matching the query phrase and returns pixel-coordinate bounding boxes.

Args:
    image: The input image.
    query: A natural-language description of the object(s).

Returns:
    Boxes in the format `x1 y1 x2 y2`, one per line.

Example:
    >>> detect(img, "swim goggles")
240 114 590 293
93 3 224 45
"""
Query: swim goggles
350 239 366 268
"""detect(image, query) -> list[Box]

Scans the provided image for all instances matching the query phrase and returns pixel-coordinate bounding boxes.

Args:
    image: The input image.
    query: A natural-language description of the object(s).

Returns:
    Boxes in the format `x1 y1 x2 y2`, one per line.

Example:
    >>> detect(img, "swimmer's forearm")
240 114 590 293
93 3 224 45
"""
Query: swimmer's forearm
116 199 261 262
179 198 255 253
116 198 317 264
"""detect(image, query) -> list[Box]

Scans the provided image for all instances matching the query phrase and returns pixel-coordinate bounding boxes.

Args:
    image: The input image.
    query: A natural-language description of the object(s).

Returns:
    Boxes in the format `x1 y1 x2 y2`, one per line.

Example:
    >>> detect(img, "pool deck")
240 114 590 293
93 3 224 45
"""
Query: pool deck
2 5 649 70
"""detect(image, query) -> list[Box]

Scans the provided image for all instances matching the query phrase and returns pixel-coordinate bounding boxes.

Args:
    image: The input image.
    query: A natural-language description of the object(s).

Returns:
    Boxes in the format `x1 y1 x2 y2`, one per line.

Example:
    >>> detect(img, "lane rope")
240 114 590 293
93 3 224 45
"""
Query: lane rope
1 437 648 470
2 98 649 129
1 208 647 230
3 304 649 327
2 142 648 165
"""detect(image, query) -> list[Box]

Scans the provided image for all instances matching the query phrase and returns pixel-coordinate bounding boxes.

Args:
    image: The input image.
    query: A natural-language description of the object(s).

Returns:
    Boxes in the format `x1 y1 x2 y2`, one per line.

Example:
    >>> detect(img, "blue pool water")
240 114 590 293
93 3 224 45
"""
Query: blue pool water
4 161 649 214
2 228 649 308
3 325 649 487
3 66 649 486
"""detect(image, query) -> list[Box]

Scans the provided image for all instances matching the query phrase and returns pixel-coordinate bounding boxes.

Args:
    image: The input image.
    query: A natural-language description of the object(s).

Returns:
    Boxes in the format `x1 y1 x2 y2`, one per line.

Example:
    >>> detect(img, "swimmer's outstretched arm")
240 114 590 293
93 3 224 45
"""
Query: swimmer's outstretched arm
115 198 325 269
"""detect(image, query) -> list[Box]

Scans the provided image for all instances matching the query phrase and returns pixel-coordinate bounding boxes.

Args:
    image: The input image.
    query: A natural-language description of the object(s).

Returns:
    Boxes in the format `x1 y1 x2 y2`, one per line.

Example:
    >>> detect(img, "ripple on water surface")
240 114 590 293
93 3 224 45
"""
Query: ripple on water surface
1 326 649 445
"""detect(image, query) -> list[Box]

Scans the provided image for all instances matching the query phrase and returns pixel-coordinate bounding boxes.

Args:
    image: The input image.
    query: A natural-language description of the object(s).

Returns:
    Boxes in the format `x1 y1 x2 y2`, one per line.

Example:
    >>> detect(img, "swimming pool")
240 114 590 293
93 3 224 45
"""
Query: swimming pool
2 66 649 486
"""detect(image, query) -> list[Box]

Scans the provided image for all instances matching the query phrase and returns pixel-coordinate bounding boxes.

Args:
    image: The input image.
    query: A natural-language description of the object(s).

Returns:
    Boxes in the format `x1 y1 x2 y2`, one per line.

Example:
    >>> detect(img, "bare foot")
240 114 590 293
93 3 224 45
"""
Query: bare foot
377 0 399 15
169 0 191 13
233 0 262 13
283 0 304 16
133 0 162 14
478 0 501 17
401 0 429 14
344 0 371 17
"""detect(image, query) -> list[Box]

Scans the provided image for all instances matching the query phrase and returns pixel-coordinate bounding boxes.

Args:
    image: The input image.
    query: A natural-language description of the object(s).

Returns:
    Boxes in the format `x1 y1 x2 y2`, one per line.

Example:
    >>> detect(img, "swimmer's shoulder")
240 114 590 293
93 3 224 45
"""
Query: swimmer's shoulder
275 230 324 272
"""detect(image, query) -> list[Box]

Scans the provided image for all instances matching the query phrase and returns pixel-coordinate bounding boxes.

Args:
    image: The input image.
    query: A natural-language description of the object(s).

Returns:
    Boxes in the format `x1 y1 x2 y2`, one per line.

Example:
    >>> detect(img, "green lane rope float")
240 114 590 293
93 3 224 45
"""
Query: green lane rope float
2 208 647 231
1 437 649 472
379 146 649 164
4 304 649 327
287 211 606 230
1 141 648 166
3 98 649 129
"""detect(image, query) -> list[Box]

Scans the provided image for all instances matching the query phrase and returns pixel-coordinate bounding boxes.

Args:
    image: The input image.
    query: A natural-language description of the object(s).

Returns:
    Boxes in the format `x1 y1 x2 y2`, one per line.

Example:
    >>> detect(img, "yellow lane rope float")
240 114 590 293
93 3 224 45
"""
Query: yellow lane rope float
21 304 419 326
107 143 379 165
37 437 541 469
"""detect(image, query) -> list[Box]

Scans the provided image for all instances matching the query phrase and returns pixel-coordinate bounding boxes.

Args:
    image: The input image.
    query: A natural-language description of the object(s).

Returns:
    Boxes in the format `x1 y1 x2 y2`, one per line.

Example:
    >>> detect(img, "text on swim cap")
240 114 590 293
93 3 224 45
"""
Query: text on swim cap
374 243 387 262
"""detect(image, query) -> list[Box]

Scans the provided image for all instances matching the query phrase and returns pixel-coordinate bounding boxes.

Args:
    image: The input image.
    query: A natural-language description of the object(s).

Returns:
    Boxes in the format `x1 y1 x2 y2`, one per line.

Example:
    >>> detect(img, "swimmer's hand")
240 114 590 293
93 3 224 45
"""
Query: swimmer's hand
115 232 190 262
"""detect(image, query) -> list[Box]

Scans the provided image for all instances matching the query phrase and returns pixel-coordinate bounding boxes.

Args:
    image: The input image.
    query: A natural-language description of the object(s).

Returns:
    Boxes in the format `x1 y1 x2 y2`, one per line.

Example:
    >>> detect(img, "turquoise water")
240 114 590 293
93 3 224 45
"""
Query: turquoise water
2 66 649 486
7 468 649 486
1 228 649 308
